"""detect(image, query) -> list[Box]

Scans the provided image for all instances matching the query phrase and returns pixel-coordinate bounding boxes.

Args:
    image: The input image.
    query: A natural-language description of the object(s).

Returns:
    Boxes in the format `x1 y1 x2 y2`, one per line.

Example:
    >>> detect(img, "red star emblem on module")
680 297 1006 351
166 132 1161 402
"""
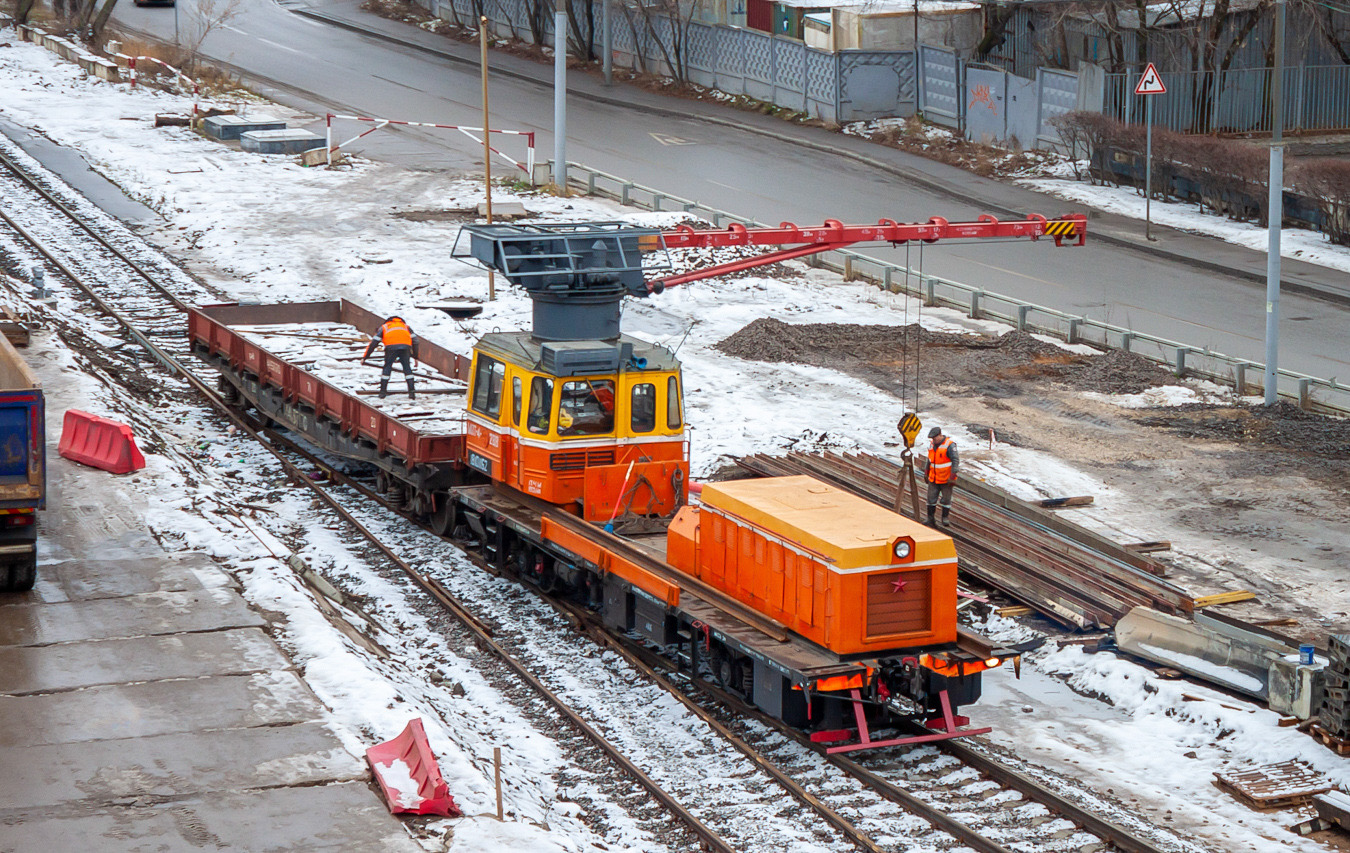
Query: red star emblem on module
891 577 907 594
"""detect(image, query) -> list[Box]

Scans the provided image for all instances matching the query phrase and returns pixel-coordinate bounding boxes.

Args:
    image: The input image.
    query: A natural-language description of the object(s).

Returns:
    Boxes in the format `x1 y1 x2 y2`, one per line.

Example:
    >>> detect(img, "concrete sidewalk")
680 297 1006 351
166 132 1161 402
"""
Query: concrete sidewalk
298 0 1350 305
0 336 419 851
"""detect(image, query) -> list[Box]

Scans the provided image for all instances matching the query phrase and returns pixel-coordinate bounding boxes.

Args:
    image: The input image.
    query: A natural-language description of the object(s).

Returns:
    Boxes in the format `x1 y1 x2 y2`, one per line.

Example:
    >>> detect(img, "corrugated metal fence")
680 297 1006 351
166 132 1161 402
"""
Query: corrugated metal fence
1105 65 1350 134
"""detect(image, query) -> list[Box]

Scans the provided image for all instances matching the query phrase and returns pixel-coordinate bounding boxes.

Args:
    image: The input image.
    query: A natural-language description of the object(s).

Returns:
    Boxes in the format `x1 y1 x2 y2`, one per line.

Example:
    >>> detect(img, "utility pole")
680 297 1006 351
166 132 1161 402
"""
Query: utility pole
481 17 496 301
553 0 568 194
1264 0 1286 406
603 0 612 86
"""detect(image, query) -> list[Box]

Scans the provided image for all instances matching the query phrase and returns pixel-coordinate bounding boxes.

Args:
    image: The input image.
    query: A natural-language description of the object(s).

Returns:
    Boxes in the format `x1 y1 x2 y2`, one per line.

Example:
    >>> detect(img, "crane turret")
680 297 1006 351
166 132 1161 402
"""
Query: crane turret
455 213 1086 343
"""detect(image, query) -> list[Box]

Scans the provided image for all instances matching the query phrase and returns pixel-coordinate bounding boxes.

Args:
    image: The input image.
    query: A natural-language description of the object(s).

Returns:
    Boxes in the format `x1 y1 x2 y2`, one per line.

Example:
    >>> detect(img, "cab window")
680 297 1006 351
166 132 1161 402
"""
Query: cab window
511 377 522 427
470 355 505 418
559 380 615 436
666 376 683 429
631 383 656 433
527 377 554 435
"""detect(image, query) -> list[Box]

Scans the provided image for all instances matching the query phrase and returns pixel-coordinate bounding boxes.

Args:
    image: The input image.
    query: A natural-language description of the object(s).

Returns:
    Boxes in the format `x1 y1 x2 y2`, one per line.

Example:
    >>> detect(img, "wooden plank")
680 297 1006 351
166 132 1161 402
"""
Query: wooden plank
1194 590 1257 608
1124 541 1172 553
1314 791 1350 827
995 605 1034 617
1214 761 1332 810
1038 495 1094 508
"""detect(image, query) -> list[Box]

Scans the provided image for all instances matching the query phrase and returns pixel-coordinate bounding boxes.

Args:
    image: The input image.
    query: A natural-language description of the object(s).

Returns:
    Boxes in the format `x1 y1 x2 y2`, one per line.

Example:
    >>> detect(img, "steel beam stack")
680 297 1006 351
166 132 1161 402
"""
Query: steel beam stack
1319 635 1350 739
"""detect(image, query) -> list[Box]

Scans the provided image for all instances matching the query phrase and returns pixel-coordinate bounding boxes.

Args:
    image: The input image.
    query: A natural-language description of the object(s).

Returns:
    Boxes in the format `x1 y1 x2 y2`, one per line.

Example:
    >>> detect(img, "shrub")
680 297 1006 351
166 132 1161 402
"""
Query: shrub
1293 158 1350 246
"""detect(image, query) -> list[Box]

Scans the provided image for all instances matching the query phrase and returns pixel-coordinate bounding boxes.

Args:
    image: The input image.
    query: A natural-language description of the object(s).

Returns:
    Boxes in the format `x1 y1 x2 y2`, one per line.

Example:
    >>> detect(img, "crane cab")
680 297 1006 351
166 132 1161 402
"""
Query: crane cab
464 332 690 523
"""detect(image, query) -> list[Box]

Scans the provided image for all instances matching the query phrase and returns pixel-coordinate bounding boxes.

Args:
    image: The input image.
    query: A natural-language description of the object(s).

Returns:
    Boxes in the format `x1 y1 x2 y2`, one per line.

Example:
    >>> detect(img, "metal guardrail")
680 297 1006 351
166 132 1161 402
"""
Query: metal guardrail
547 161 1350 419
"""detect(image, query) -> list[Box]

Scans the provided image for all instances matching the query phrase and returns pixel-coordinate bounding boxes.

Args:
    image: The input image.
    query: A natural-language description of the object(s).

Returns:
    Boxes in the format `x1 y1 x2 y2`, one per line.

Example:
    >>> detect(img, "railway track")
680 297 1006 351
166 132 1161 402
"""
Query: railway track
0 138 1198 853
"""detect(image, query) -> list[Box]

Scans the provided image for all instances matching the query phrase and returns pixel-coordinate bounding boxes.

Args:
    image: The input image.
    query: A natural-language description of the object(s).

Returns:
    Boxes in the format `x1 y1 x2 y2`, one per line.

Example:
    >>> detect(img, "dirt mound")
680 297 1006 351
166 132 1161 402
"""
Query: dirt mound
1075 348 1178 395
1132 401 1350 459
715 319 1171 397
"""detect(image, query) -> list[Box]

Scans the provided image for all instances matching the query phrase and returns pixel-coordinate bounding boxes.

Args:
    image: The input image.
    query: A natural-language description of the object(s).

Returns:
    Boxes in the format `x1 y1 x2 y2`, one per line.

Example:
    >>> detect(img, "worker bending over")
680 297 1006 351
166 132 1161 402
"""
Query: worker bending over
926 426 959 526
363 316 418 399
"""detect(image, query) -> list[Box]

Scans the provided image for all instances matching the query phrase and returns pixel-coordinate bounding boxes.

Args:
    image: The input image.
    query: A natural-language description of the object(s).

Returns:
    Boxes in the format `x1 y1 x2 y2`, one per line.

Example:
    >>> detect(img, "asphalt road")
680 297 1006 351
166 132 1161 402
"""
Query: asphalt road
114 0 1350 385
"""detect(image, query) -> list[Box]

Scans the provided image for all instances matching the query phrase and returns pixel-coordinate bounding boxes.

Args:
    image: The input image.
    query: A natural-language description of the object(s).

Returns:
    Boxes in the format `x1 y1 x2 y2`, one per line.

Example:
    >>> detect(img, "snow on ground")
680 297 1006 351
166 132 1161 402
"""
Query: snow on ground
1023 174 1350 275
2 33 1344 853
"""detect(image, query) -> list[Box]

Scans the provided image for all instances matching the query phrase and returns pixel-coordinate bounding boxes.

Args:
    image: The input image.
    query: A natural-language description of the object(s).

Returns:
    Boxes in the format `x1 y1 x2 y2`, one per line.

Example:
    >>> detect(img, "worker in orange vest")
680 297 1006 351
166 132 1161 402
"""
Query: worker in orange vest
926 426 959 526
363 316 418 399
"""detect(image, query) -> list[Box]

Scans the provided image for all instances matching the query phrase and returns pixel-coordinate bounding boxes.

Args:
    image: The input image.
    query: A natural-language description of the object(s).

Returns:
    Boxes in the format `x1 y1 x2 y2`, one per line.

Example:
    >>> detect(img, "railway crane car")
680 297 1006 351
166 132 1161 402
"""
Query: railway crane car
189 210 1085 752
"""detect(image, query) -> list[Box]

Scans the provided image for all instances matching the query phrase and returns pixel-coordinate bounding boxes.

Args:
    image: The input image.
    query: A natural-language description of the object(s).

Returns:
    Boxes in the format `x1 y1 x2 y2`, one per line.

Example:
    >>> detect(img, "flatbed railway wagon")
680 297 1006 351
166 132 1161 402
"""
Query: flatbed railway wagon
0 331 44 592
189 297 1020 752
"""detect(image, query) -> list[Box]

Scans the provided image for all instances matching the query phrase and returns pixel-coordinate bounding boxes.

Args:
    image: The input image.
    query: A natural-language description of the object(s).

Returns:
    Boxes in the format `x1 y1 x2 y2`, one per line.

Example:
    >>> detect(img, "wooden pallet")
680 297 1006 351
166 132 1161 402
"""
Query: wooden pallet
1214 761 1333 810
1309 724 1350 756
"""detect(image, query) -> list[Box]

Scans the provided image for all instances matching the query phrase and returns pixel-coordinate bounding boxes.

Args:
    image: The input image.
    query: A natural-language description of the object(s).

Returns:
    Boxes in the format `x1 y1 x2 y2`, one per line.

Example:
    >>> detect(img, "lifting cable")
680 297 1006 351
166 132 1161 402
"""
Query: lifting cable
914 241 924 415
902 241 911 405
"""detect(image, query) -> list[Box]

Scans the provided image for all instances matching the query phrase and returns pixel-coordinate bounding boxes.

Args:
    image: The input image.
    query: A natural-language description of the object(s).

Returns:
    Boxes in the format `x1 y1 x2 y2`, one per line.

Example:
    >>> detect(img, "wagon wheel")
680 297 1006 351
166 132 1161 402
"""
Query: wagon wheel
374 469 391 496
217 378 242 407
404 487 429 521
429 493 455 537
711 649 749 698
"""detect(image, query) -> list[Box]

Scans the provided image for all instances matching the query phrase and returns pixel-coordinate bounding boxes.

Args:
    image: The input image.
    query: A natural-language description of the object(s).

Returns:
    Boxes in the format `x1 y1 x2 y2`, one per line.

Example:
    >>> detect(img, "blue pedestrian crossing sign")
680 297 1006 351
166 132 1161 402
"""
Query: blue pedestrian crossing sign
1135 63 1166 96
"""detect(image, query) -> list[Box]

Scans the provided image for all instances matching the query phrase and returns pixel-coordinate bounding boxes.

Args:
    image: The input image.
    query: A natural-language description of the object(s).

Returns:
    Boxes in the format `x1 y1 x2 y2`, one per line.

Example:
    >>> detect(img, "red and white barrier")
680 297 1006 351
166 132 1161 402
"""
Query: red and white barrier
325 113 535 180
115 54 200 117
366 719 461 817
58 410 146 475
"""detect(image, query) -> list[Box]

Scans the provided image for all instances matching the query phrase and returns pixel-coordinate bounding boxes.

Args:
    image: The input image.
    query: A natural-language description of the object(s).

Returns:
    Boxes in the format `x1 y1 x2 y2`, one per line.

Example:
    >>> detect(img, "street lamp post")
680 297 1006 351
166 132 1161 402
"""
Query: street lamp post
1263 0 1286 405
554 0 567 193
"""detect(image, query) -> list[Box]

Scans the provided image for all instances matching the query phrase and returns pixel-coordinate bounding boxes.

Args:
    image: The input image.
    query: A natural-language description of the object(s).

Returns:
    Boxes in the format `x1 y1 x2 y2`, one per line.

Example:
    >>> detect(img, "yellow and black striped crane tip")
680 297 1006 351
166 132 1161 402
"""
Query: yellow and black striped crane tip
1043 219 1079 237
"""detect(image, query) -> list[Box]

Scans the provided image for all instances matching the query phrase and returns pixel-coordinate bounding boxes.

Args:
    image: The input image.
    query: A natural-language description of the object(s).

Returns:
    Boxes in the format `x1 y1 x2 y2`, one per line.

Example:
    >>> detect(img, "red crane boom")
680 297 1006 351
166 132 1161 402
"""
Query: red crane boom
651 213 1086 290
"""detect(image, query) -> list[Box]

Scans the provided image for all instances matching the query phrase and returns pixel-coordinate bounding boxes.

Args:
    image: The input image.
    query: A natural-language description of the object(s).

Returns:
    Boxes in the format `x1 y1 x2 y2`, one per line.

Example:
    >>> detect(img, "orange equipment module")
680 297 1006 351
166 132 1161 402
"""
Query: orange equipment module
666 475 957 656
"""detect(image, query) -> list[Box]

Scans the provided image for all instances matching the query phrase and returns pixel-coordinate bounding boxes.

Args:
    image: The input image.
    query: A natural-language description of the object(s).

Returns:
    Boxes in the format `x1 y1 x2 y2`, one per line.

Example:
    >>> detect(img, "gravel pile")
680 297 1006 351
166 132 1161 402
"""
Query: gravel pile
1073 348 1177 395
1133 401 1350 458
715 319 1173 396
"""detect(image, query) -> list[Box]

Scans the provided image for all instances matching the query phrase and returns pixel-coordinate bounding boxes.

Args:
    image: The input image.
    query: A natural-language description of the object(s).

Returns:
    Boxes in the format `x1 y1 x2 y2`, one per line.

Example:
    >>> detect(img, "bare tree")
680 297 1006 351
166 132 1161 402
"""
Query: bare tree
622 0 701 84
88 0 122 41
180 0 244 72
13 0 38 25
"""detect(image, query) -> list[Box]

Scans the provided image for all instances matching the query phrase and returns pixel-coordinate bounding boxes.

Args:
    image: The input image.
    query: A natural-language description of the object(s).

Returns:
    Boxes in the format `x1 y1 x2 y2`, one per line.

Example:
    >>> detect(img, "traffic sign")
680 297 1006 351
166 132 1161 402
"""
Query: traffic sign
1135 63 1166 96
897 413 923 447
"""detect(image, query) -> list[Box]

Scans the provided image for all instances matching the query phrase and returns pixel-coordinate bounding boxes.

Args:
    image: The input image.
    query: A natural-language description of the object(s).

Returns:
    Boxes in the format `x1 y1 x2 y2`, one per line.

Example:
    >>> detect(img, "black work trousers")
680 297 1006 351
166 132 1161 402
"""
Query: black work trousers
926 480 954 511
381 345 413 379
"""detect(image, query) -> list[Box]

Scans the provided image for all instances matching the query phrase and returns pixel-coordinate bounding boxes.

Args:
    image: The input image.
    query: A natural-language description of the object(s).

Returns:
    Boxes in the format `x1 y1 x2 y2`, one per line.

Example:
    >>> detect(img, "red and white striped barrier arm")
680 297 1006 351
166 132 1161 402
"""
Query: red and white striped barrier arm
115 54 200 116
326 113 535 177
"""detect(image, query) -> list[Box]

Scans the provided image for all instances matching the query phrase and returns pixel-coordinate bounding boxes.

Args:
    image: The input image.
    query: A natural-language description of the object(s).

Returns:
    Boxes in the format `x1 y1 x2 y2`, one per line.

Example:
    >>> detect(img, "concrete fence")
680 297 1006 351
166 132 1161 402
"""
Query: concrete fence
422 0 916 124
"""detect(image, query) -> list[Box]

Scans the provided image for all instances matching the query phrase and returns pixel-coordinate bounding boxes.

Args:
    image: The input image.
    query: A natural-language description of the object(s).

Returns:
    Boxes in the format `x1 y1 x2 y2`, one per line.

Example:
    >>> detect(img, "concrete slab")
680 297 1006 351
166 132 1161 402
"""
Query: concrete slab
0 721 365 810
0 782 422 852
23 553 235 604
0 334 417 849
240 128 326 155
0 587 263 646
0 627 289 695
202 113 286 140
0 671 322 747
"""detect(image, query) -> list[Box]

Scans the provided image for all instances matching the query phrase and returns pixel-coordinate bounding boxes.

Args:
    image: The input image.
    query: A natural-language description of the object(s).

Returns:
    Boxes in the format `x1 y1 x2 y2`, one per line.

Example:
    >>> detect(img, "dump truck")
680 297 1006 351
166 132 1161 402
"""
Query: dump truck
0 332 43 591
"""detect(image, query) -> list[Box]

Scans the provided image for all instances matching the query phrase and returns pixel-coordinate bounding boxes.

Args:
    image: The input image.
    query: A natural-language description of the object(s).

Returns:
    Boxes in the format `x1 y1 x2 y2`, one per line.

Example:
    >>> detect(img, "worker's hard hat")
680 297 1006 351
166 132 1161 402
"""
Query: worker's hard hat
928 426 943 438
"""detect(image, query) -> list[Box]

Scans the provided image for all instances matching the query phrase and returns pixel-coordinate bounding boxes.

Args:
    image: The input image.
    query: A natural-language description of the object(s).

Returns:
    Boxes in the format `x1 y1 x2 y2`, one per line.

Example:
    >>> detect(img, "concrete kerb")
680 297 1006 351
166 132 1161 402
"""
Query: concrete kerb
289 7 1347 307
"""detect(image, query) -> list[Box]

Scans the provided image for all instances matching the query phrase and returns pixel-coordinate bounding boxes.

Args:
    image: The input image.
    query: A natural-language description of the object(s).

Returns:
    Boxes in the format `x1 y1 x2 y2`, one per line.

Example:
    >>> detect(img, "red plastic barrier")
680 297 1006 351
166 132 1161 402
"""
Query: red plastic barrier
366 719 461 817
58 410 146 474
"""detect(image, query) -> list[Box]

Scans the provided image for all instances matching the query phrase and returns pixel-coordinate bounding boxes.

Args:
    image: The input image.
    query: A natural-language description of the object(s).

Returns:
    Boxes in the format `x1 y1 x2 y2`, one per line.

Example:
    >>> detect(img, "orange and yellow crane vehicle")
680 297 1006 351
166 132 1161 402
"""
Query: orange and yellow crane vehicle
193 210 1085 752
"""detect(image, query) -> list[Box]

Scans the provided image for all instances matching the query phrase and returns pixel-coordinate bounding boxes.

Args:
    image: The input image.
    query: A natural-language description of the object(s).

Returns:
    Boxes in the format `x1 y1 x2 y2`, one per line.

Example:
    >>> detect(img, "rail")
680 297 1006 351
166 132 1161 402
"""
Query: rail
550 161 1350 419
0 147 738 853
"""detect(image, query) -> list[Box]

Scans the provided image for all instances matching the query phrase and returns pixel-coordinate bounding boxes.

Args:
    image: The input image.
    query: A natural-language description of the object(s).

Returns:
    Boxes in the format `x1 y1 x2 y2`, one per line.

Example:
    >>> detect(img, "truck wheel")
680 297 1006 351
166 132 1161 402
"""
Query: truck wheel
1 557 36 592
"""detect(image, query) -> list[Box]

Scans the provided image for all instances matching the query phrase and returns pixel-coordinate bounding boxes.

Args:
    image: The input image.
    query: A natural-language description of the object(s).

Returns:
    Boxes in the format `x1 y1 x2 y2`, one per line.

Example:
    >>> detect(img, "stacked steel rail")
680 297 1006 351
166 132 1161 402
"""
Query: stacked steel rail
738 451 1193 629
